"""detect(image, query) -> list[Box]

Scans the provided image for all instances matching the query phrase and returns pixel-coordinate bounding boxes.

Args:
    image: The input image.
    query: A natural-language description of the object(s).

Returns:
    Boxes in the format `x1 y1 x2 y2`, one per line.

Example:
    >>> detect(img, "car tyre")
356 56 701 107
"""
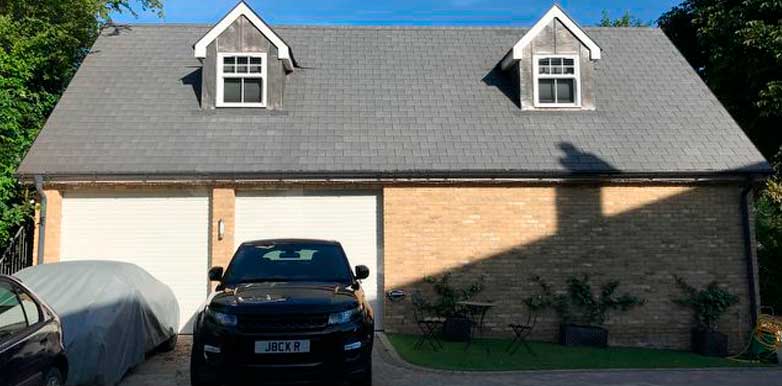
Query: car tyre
44 367 64 386
190 342 218 386
159 334 178 352
351 361 372 386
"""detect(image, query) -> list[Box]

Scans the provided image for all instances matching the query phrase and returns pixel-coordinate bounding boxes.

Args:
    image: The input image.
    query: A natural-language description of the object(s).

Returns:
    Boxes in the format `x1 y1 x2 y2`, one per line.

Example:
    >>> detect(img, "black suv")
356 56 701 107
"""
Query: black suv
191 239 374 386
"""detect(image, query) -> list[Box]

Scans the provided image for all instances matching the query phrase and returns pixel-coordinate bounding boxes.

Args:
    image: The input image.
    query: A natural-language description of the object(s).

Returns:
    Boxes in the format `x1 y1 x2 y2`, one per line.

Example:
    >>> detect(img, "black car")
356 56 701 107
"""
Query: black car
0 275 68 386
191 239 374 386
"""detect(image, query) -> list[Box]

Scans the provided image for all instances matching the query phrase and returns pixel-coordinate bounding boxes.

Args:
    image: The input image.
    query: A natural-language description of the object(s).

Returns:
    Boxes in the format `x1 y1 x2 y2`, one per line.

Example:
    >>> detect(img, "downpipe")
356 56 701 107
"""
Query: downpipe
34 176 46 265
740 183 759 326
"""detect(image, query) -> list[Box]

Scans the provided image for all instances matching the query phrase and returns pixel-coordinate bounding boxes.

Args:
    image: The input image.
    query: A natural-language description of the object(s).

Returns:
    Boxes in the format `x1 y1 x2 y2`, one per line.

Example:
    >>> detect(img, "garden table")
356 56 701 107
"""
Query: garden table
457 300 495 350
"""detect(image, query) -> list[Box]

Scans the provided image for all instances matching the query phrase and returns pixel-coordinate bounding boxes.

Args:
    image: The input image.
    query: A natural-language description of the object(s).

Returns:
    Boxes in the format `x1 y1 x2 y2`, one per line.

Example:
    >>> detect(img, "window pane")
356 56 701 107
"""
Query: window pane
539 58 550 66
18 293 40 325
538 79 555 103
564 66 575 74
237 57 248 73
0 284 27 339
250 57 263 65
556 79 575 103
550 57 562 66
249 65 262 74
539 66 550 74
223 57 235 73
244 78 263 103
223 78 242 103
551 66 562 74
563 58 574 66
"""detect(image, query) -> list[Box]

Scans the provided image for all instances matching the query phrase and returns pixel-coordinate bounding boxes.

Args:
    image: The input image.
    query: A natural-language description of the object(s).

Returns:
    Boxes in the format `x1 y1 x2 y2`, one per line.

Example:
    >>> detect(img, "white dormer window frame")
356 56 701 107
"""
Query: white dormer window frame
216 52 267 108
532 54 581 108
194 1 294 72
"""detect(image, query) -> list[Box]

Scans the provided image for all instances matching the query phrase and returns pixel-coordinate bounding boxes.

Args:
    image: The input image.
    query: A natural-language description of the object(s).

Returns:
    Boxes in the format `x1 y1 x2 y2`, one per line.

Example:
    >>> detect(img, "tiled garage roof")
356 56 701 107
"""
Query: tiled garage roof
17 24 770 180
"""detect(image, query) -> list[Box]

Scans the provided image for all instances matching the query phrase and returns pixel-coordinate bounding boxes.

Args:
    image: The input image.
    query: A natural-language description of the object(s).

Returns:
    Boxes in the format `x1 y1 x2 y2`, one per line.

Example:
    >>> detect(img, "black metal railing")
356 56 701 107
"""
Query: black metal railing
0 224 34 275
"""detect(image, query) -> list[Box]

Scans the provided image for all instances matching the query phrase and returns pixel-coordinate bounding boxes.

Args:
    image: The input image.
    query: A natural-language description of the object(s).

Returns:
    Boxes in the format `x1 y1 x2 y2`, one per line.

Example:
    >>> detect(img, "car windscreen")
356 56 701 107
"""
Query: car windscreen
223 243 353 284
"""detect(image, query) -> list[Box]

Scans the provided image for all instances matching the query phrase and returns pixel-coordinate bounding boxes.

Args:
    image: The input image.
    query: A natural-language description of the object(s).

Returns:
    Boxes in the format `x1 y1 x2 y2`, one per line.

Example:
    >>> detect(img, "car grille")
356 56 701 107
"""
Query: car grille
238 314 329 332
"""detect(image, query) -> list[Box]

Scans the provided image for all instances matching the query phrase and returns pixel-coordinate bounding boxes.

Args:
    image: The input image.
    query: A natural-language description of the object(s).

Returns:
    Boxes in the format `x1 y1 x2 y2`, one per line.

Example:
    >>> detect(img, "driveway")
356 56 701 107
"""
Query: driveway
119 335 782 386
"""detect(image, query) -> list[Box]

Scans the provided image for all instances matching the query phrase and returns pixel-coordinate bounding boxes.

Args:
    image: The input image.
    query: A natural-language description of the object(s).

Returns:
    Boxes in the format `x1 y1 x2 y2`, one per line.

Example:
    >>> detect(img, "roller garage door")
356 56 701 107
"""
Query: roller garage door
60 191 209 333
235 191 383 329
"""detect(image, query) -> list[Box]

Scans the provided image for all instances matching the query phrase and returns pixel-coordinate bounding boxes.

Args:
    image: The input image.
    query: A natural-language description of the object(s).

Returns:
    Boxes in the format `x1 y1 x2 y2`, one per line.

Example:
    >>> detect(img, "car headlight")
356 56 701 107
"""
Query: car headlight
207 308 238 327
328 307 361 325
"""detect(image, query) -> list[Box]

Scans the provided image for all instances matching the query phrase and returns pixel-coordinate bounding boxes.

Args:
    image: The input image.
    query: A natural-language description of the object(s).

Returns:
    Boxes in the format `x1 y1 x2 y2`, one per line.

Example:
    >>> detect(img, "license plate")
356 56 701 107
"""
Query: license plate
255 340 310 354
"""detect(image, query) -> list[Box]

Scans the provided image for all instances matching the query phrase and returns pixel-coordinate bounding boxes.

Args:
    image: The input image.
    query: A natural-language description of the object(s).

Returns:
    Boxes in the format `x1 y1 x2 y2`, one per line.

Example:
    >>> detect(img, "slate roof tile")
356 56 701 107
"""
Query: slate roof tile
17 24 769 178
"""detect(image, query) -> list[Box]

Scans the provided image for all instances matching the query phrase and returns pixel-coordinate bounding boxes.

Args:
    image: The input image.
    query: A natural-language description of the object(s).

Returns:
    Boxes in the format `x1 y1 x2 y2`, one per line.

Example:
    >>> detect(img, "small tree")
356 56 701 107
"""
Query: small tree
599 10 648 27
527 274 645 326
673 276 739 331
423 273 484 317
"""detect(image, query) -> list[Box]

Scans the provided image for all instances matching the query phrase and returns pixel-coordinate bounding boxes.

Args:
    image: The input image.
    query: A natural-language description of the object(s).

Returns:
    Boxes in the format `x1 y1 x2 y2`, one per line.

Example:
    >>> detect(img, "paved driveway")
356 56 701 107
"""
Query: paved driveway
119 335 782 386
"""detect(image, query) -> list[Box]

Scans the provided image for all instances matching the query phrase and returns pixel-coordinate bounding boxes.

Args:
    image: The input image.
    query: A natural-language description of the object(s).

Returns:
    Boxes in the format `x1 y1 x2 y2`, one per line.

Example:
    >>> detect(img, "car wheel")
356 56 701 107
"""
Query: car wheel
190 341 218 386
160 334 178 352
44 367 64 386
351 360 372 386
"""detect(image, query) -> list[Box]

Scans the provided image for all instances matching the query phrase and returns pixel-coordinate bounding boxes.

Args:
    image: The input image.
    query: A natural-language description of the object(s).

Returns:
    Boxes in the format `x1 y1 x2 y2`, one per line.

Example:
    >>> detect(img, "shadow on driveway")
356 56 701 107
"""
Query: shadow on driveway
118 335 782 386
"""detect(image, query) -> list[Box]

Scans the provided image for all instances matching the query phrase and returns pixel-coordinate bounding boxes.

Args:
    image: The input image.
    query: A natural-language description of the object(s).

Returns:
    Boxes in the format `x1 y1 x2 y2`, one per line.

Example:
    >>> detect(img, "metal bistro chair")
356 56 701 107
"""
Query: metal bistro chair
507 305 538 355
411 292 446 351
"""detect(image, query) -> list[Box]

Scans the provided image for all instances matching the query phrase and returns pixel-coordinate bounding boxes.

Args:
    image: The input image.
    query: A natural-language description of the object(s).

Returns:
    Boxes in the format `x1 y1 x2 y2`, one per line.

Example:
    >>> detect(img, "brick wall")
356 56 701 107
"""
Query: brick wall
210 188 236 269
383 185 756 351
32 189 62 264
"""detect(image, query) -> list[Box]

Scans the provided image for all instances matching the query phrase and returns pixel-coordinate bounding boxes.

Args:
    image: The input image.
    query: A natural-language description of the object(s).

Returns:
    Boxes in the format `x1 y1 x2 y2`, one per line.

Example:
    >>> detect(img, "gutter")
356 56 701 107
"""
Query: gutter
34 176 46 265
740 183 759 326
15 169 771 185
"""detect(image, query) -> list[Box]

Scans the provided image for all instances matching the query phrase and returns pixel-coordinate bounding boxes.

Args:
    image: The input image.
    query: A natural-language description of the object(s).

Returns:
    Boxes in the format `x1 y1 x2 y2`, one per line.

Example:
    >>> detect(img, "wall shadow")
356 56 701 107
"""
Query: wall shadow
384 143 754 352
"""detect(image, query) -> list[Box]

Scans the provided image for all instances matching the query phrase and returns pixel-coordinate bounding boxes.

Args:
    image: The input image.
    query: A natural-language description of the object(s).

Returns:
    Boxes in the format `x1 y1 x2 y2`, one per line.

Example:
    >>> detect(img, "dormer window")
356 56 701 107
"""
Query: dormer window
217 53 267 107
501 5 600 111
533 55 580 107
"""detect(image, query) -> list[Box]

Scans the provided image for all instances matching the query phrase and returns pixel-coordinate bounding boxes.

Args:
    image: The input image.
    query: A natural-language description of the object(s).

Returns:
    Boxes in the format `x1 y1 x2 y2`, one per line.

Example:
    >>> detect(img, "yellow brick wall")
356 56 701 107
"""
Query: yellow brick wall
32 189 62 264
210 188 236 269
383 185 755 351
32 183 756 351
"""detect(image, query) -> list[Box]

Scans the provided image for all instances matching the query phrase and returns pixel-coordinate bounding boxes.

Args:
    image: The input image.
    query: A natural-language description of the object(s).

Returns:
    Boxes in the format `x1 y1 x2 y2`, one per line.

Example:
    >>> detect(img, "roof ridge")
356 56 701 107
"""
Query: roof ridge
108 23 661 32
111 23 532 31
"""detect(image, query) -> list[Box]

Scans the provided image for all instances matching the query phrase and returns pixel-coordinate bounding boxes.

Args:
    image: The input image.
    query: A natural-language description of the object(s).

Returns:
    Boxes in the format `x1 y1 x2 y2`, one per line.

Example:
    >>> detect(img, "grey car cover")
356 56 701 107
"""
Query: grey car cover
15 261 179 386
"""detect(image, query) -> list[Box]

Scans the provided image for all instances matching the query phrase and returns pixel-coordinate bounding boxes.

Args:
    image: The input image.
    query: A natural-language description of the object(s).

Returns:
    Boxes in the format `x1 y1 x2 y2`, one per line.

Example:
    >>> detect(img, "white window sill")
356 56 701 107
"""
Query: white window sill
216 103 267 108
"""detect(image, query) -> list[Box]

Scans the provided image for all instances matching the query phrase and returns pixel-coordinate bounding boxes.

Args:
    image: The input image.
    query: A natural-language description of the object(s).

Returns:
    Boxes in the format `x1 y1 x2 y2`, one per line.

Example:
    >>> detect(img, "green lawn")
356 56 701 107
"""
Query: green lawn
387 334 767 371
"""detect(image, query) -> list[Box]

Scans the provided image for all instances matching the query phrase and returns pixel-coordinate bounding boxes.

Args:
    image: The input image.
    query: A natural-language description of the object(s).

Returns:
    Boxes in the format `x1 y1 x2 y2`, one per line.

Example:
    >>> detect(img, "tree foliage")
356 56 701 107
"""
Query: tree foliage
757 155 782 313
423 273 485 318
598 10 649 27
673 276 739 331
659 0 782 314
527 275 645 327
658 0 782 158
0 0 162 248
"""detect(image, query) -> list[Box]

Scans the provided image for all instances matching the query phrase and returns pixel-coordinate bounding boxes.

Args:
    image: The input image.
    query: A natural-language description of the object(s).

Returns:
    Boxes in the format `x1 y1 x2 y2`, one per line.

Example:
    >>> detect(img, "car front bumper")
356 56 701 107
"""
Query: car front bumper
197 321 373 384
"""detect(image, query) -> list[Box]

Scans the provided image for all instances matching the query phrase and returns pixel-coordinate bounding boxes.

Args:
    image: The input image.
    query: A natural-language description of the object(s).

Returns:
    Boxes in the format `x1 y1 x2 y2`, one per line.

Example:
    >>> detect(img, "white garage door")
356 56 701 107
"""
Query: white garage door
60 192 209 333
235 191 382 329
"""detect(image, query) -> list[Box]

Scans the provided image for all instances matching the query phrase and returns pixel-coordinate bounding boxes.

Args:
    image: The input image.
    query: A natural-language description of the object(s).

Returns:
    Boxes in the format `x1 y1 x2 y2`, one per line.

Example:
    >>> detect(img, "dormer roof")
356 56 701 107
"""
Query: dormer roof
501 5 601 70
193 1 295 71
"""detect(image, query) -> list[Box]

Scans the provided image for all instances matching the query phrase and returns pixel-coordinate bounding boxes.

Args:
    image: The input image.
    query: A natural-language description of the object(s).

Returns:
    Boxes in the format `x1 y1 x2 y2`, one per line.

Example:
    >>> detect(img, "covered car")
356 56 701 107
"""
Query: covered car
15 261 179 385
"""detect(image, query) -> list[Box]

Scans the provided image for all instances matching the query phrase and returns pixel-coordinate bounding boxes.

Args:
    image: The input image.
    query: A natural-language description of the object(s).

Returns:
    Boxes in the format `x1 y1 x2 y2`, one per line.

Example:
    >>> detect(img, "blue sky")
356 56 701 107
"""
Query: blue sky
112 0 681 27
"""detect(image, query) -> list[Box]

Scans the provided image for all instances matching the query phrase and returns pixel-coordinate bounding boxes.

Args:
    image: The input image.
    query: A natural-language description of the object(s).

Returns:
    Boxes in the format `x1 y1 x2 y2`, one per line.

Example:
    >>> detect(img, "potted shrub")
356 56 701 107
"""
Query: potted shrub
528 275 644 347
673 276 739 356
424 273 485 341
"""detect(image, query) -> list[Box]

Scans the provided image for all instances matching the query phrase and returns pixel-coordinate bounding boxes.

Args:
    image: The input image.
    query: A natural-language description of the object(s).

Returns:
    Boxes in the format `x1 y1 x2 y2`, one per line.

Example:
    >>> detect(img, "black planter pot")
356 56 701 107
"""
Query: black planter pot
692 329 728 357
559 324 608 348
443 316 472 342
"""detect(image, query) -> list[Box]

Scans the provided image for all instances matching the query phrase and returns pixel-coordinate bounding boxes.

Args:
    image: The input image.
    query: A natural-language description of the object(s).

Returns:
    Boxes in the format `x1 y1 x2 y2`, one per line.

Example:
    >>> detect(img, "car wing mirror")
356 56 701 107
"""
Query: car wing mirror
208 266 224 282
355 265 370 280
